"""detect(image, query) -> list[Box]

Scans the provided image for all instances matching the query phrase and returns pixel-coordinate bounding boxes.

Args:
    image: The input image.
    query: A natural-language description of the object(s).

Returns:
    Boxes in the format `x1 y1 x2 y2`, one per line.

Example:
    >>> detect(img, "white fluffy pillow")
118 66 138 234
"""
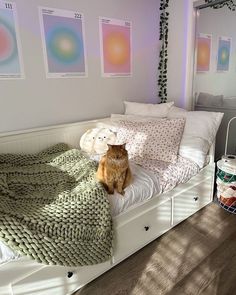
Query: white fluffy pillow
124 101 174 117
80 128 117 155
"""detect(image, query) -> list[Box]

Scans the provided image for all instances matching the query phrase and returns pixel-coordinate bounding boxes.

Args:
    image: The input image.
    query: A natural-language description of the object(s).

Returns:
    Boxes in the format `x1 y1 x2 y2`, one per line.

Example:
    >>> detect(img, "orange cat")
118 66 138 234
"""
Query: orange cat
96 144 132 195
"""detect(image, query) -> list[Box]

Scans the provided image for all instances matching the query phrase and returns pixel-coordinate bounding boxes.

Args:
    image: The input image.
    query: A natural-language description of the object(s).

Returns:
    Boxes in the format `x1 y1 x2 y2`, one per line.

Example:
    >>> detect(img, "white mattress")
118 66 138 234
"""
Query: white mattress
0 157 198 265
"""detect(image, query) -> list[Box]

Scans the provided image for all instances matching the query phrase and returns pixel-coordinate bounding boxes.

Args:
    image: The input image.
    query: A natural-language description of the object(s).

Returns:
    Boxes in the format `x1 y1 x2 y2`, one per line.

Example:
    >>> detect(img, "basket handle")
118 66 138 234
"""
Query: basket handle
224 116 236 156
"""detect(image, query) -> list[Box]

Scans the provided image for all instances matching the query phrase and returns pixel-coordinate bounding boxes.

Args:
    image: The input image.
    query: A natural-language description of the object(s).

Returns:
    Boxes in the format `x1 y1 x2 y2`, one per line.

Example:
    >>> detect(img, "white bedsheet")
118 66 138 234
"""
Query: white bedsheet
0 241 20 265
108 162 161 216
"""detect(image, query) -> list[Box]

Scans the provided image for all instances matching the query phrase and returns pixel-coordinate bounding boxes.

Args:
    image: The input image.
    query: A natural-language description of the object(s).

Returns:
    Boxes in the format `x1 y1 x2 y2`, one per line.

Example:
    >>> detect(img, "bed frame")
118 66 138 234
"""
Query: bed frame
0 118 215 295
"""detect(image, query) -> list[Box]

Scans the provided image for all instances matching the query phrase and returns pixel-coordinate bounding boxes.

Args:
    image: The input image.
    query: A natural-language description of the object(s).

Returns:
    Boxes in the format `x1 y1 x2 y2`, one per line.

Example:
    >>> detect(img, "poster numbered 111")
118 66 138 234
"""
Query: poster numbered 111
0 1 24 79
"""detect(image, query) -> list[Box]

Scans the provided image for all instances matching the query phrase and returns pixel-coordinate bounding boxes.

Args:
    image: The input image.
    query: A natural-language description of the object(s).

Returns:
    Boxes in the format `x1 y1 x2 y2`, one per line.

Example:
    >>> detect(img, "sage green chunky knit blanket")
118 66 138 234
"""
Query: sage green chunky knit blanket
0 143 113 267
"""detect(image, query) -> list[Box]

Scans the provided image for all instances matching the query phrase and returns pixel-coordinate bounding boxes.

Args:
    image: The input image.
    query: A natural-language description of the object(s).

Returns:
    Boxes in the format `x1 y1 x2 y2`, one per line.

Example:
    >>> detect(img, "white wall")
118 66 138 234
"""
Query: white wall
0 0 160 132
195 6 236 98
167 0 197 109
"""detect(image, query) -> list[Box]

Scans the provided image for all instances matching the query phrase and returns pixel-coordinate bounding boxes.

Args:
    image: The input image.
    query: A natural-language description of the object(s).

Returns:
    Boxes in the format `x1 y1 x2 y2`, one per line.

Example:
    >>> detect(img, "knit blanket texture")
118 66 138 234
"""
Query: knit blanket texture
0 143 113 266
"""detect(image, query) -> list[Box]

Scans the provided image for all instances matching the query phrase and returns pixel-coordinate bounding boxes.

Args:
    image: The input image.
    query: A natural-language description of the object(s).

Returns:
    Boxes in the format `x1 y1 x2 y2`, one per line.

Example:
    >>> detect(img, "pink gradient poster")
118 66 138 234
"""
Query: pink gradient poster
99 17 132 77
196 33 211 72
0 1 24 79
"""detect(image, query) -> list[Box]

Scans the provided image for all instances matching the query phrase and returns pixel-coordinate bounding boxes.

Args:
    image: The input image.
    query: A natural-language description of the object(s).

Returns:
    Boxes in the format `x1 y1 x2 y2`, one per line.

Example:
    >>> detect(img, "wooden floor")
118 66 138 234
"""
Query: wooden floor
75 202 236 295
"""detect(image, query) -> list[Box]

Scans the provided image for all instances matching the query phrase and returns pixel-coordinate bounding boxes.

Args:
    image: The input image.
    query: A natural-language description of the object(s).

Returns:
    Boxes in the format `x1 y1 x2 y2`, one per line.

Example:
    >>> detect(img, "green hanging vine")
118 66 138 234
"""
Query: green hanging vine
205 0 236 10
158 0 169 103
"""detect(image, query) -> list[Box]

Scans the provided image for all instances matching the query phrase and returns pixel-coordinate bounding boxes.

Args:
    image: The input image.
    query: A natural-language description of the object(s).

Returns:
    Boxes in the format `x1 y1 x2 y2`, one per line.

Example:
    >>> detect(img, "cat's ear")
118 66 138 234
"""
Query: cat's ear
107 144 112 149
121 143 126 149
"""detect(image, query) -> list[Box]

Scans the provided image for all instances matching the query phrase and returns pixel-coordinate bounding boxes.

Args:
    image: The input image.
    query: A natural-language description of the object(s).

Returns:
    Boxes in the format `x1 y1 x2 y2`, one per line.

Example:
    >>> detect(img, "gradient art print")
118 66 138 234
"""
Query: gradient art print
217 37 231 72
197 33 211 72
39 7 87 78
0 1 24 79
100 17 132 77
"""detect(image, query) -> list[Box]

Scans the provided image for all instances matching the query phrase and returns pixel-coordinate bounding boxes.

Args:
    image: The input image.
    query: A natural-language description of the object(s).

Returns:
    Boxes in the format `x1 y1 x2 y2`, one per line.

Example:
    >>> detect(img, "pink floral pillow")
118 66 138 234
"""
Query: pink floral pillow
116 119 185 163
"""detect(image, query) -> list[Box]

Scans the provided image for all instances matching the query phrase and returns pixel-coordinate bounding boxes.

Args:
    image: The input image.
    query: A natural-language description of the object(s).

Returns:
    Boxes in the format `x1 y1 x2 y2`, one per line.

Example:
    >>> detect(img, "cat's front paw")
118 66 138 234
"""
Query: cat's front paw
118 189 125 196
107 188 114 194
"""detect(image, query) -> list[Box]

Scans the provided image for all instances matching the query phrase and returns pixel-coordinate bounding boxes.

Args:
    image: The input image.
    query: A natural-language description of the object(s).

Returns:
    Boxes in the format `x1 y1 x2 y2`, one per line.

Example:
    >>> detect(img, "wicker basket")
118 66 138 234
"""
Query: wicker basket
216 157 236 214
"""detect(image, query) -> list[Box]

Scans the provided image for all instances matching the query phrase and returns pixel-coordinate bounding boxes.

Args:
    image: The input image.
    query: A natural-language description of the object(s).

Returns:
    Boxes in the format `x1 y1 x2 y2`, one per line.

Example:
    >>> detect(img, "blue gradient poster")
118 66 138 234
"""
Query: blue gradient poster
0 1 24 79
217 37 231 72
39 7 87 78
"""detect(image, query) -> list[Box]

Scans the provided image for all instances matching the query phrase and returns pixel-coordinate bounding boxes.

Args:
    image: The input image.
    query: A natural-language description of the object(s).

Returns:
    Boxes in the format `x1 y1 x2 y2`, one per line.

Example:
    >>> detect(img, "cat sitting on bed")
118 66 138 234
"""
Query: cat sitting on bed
96 144 132 195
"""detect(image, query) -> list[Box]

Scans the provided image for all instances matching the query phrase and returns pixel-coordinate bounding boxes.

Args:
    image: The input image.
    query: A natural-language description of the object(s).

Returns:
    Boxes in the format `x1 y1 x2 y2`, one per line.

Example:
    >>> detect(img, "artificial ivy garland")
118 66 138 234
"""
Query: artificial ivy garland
205 0 236 10
158 0 169 103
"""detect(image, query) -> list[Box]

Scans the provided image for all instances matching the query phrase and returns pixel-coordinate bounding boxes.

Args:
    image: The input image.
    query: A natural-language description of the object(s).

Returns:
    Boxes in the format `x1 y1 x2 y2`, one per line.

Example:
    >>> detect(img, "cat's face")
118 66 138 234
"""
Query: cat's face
106 144 128 160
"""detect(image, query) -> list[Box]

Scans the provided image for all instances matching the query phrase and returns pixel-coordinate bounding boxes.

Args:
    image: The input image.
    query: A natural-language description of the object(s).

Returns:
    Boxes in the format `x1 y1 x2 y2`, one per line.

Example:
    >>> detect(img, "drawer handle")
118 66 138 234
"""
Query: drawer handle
193 196 199 201
144 226 150 231
67 271 73 278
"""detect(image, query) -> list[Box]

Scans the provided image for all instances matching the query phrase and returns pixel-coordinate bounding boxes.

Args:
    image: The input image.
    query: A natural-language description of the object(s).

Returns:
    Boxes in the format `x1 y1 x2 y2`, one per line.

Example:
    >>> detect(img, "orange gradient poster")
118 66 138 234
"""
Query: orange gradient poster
197 33 211 72
99 17 132 77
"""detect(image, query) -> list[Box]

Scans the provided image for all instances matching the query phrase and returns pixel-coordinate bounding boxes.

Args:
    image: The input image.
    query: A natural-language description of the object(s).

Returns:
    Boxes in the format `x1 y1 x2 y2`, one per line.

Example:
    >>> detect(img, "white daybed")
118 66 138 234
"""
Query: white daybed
0 117 215 295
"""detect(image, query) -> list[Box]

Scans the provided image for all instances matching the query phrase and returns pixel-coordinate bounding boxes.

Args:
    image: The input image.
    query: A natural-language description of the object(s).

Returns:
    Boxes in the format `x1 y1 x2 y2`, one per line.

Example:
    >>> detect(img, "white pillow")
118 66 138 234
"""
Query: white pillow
178 137 210 168
169 111 223 146
168 109 223 168
167 105 187 118
124 101 174 117
111 113 164 122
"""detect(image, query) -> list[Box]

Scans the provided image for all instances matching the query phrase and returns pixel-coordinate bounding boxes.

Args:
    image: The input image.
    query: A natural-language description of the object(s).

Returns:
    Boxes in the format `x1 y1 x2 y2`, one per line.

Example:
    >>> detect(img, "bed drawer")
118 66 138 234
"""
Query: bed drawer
11 261 111 295
114 199 171 263
0 257 43 295
173 180 212 226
